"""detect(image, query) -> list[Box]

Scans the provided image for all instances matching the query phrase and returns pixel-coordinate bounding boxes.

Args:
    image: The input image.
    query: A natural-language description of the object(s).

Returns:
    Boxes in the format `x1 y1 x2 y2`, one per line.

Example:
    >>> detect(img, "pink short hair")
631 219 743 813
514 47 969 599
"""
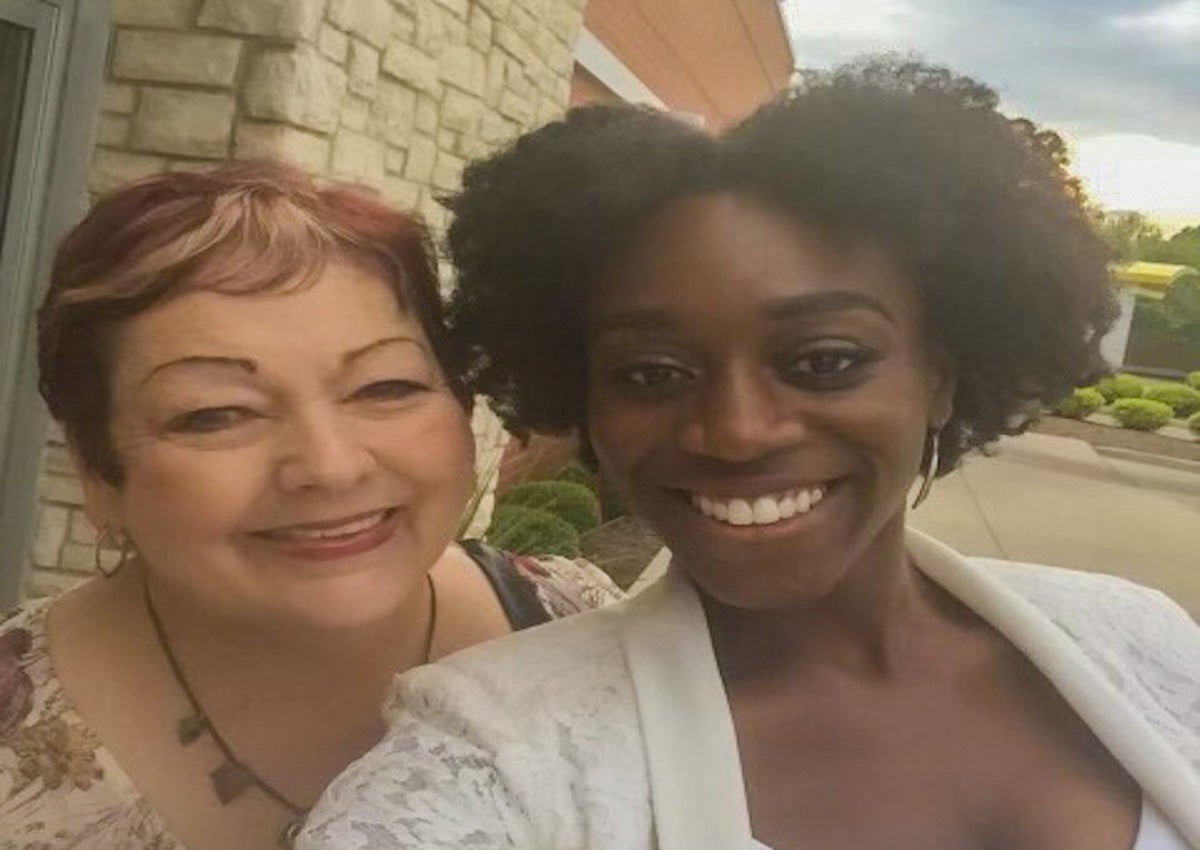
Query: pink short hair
38 160 462 483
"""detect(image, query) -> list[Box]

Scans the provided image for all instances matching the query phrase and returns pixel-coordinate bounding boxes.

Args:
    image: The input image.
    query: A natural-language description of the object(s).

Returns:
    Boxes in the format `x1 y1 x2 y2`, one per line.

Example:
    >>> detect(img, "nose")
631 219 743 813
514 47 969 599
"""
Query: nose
275 409 376 493
677 367 806 463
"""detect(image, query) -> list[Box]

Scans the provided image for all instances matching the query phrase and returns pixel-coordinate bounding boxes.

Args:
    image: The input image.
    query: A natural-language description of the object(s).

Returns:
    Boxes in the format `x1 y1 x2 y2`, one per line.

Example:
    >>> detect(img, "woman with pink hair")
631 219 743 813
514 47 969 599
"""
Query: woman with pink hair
0 161 619 849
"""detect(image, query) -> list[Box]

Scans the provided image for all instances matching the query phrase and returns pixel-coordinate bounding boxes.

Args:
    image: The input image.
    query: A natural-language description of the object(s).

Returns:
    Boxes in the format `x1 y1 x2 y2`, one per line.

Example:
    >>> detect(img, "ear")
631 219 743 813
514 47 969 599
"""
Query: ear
66 439 124 533
926 345 957 429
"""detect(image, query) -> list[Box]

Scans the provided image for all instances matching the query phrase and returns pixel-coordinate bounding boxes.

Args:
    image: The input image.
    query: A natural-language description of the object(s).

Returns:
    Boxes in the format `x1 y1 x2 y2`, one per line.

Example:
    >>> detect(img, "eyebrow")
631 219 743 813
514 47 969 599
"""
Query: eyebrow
762 291 895 324
344 335 429 366
138 335 427 386
591 290 895 336
138 355 256 386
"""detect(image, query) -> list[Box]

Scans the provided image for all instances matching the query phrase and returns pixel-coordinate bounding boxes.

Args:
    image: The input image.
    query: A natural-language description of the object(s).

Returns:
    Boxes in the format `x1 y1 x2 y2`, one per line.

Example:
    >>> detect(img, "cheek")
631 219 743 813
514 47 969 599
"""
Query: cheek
830 384 930 483
379 403 476 502
117 446 265 543
586 402 669 501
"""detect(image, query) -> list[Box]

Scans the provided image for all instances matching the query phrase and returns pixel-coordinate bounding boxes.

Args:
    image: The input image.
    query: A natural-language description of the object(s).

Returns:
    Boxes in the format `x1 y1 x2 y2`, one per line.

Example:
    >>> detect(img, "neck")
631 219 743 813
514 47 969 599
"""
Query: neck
704 517 956 682
122 563 431 701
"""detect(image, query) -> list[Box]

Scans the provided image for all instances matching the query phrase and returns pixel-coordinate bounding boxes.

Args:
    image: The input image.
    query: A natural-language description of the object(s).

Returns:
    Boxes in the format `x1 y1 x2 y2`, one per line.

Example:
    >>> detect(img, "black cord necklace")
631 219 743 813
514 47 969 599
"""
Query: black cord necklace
142 574 438 846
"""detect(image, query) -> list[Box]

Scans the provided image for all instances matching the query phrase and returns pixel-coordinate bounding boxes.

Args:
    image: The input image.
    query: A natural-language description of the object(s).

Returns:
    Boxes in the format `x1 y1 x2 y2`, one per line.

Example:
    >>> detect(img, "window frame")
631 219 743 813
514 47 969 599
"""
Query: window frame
0 0 109 606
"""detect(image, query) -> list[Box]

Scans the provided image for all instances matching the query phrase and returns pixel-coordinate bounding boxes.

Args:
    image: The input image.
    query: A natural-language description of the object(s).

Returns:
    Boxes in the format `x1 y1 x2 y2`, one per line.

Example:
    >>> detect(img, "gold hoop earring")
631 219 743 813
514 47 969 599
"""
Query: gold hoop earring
911 428 941 510
93 527 133 578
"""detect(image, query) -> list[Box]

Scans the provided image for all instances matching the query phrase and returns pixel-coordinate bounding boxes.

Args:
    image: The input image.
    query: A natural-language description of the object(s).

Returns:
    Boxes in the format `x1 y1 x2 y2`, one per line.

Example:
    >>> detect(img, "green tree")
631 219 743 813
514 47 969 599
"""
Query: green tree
1162 272 1200 343
1142 225 1200 269
1092 210 1166 261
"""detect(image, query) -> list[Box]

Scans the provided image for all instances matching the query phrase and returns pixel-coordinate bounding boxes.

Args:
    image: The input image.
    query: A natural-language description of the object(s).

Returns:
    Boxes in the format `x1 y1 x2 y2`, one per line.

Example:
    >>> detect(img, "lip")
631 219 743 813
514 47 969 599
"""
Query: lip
253 508 394 535
250 508 399 561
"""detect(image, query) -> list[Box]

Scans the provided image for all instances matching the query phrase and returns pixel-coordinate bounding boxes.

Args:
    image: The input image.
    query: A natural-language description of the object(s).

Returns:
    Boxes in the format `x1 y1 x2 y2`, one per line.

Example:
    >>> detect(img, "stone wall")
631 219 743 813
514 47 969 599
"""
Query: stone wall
27 0 585 595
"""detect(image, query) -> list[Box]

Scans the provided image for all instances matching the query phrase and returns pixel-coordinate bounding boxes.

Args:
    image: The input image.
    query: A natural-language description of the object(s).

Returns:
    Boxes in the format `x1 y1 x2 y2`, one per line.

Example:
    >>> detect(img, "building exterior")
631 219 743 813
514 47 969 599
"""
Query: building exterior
1107 261 1200 375
574 0 792 126
0 0 792 604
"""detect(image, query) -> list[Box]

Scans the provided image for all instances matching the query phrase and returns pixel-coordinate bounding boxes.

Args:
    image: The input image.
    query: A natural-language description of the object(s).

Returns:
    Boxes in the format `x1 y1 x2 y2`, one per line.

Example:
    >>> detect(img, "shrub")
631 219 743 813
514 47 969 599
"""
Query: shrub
1096 374 1144 402
1143 383 1200 417
1188 371 1200 391
1054 387 1105 419
554 461 596 490
486 504 581 557
499 480 602 534
1110 398 1174 431
595 474 631 521
1189 411 1200 436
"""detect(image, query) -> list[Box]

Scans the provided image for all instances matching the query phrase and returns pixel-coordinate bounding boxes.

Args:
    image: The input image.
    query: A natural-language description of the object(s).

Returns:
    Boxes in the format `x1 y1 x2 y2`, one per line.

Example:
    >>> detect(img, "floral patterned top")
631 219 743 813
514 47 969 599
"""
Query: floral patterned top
0 553 622 849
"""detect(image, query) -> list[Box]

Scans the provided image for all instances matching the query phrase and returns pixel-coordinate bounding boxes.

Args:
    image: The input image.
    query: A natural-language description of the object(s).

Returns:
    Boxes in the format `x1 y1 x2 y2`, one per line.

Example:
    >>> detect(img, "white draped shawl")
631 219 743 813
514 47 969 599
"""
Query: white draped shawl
299 530 1200 850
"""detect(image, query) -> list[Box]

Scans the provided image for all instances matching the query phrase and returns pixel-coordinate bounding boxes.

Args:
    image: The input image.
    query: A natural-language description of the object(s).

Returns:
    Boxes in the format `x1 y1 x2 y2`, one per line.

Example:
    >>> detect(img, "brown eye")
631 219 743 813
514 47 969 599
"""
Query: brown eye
613 362 693 389
783 345 878 388
351 379 429 401
168 407 255 434
805 351 858 374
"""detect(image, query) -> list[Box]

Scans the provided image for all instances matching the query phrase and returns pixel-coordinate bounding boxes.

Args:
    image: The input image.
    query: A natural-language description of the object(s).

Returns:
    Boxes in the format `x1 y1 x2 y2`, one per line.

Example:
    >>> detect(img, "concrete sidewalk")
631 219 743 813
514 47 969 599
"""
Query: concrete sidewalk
910 432 1200 616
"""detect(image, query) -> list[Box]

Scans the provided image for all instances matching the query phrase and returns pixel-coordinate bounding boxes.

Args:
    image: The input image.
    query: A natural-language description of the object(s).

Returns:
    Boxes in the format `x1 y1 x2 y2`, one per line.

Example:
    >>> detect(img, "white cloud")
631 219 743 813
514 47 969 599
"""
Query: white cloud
1072 134 1200 216
781 0 915 38
1110 1 1200 37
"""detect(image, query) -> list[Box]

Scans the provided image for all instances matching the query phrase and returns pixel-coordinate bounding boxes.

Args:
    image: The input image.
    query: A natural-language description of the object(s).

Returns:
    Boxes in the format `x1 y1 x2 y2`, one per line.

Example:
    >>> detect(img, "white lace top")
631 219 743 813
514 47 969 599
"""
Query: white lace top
0 553 622 849
299 530 1200 850
749 798 1190 850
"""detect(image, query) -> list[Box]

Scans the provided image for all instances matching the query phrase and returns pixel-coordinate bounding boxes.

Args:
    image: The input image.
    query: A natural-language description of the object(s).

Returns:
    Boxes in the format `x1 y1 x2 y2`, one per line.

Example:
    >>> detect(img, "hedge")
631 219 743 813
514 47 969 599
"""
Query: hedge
1143 383 1200 417
486 504 581 557
1054 387 1106 419
554 461 596 490
1110 398 1174 431
1096 374 1144 402
498 480 602 534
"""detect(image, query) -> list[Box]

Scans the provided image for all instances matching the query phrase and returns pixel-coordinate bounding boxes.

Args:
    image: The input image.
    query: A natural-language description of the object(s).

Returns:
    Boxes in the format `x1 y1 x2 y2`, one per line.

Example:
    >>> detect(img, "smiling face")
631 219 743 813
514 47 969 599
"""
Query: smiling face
83 262 475 629
586 193 954 610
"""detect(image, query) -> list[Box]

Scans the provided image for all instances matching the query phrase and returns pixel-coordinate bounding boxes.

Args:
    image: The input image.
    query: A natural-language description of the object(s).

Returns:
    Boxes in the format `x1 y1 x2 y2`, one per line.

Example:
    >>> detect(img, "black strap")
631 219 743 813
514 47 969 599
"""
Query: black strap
459 539 553 631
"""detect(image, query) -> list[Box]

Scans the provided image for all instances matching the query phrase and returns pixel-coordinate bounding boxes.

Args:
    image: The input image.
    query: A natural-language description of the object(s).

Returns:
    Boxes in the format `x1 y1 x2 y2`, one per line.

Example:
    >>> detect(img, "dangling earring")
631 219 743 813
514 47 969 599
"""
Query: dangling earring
911 428 941 510
93 527 134 578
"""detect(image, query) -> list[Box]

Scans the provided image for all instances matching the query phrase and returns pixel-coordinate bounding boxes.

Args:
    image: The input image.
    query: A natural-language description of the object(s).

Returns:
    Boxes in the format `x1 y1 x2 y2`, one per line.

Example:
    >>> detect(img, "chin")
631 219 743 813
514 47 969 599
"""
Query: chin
260 565 421 632
681 551 850 612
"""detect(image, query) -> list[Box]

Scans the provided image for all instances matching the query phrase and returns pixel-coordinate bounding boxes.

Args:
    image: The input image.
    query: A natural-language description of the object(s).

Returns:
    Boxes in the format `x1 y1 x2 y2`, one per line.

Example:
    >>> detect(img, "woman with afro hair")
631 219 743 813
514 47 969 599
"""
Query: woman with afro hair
301 58 1200 850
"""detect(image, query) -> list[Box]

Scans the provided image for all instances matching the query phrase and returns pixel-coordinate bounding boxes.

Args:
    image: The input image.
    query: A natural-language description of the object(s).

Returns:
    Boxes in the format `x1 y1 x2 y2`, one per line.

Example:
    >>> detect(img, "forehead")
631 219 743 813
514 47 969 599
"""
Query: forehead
111 263 422 373
589 193 921 328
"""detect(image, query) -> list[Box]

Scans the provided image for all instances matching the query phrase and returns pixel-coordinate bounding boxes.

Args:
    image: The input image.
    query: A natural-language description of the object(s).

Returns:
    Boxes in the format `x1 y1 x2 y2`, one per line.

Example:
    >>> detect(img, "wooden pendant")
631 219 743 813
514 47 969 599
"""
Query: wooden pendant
177 713 206 745
211 761 255 805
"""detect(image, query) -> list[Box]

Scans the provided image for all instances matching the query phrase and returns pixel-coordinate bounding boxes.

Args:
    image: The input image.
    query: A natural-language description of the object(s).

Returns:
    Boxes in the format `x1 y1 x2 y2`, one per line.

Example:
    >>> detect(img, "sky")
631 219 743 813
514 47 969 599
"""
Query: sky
781 0 1200 231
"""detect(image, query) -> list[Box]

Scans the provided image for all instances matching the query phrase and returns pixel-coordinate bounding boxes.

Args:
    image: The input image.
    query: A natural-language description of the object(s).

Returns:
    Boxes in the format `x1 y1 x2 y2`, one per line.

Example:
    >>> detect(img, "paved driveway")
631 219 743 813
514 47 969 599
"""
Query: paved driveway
910 432 1200 615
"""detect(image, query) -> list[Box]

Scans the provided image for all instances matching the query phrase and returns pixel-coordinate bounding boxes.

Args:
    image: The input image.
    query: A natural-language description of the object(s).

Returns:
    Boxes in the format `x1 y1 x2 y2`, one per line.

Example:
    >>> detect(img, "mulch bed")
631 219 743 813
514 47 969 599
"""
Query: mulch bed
581 515 664 590
1033 415 1200 463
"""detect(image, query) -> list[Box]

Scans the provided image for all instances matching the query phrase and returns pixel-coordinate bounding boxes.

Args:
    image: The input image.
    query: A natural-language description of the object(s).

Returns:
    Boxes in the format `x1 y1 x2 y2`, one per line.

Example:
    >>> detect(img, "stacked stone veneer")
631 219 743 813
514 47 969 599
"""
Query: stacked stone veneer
28 0 585 596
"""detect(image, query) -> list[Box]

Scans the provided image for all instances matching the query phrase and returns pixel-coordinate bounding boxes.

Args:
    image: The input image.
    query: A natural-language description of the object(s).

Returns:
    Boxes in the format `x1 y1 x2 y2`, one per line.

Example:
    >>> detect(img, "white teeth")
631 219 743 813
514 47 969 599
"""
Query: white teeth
752 497 780 525
727 499 754 526
689 486 828 528
274 511 386 541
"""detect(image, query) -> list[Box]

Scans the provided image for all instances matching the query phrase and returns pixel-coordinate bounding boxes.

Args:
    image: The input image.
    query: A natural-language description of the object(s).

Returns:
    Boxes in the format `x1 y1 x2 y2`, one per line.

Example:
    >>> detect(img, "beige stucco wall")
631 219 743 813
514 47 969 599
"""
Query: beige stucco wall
28 0 586 596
